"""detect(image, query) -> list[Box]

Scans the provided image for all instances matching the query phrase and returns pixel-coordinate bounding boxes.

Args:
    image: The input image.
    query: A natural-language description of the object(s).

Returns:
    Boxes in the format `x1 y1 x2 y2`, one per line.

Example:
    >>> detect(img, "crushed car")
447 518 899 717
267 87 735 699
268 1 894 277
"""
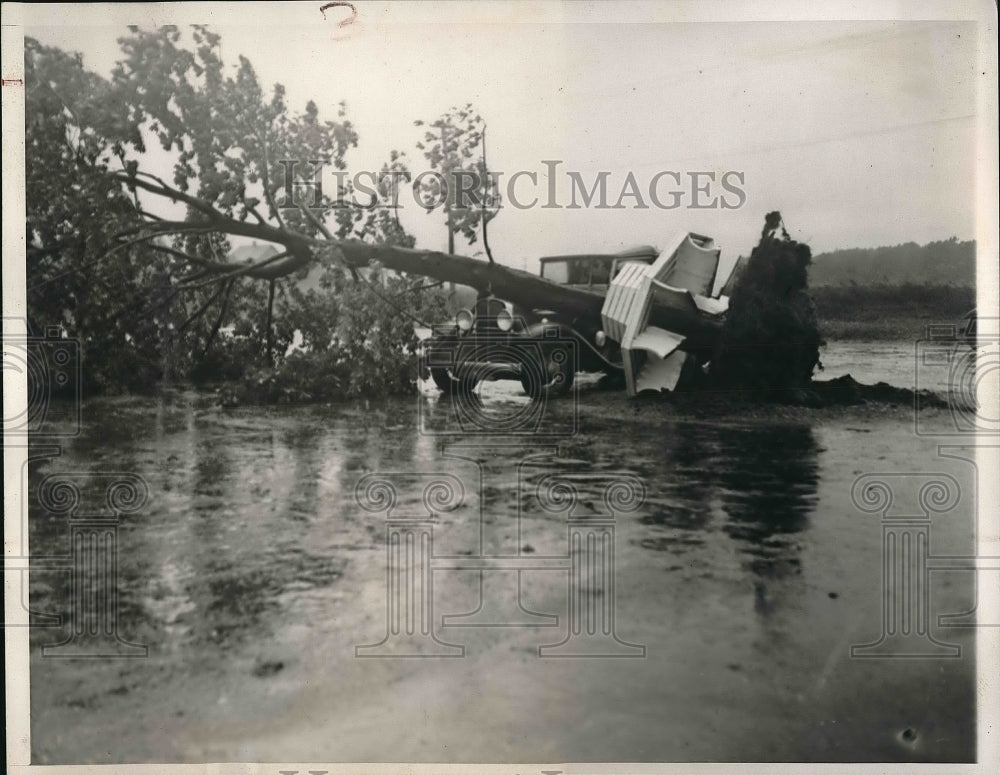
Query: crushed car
417 235 742 397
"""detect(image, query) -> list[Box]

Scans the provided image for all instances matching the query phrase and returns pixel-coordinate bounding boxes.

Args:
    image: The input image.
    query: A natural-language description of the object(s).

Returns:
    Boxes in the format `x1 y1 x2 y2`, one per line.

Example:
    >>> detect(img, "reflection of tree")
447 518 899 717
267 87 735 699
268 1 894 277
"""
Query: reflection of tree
637 421 717 533
717 425 819 587
628 420 819 617
28 452 154 642
150 409 345 647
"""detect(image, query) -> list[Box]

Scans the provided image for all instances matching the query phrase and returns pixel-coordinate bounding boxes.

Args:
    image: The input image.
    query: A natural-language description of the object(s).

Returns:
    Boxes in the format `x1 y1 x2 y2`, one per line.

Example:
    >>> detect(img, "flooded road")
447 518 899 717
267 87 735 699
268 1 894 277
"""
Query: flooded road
27 341 978 763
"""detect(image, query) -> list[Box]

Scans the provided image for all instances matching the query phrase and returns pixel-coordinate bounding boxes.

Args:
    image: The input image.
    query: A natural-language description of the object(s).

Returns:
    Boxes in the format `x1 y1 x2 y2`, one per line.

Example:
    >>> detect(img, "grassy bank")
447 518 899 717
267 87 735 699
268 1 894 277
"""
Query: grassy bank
811 283 974 340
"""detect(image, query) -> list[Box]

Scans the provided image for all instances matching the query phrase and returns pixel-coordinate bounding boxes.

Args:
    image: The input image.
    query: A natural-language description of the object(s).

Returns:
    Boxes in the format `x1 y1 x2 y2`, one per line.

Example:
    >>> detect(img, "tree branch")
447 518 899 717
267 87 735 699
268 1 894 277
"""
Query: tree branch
264 278 276 366
261 137 287 230
27 227 214 291
200 279 235 360
114 220 217 240
177 281 230 333
116 170 226 223
246 201 268 225
297 202 359 281
115 173 296 247
481 125 495 265
147 243 231 270
175 250 293 289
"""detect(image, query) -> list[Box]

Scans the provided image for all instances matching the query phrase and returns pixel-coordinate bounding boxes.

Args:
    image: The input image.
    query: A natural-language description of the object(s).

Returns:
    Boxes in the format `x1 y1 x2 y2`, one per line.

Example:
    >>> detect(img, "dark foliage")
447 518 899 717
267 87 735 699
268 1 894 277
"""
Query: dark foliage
25 29 438 399
216 261 450 406
811 283 974 317
809 237 975 287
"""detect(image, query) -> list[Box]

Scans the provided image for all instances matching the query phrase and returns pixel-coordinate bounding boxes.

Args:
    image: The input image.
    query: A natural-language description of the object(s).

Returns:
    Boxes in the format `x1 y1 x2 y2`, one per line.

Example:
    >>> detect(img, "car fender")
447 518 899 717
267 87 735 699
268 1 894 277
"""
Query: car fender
522 321 622 372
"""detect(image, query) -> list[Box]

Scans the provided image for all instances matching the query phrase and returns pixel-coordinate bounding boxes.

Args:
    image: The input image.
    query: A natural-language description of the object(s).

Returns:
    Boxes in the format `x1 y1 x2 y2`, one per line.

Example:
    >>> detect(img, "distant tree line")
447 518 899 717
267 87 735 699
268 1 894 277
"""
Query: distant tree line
808 237 975 287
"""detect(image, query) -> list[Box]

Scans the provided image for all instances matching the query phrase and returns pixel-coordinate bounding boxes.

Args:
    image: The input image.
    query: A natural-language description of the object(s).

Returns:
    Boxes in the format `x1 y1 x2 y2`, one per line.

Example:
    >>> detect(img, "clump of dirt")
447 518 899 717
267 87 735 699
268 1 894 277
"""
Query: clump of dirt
638 373 947 413
811 374 947 407
711 212 822 398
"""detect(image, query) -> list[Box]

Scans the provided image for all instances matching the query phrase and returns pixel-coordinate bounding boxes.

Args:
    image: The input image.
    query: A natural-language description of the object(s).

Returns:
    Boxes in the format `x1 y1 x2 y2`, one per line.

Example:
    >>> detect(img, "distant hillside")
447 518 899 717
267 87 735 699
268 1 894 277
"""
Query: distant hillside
809 238 975 287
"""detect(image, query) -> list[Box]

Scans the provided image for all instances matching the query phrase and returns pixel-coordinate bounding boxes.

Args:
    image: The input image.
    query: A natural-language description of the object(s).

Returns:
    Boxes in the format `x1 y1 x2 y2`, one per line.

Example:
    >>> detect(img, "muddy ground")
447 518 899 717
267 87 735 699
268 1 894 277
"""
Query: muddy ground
26 342 981 764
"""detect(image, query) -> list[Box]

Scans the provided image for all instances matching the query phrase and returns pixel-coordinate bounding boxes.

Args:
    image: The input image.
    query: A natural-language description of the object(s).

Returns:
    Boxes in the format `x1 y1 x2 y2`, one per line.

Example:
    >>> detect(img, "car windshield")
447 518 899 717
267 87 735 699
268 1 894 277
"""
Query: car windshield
541 260 570 284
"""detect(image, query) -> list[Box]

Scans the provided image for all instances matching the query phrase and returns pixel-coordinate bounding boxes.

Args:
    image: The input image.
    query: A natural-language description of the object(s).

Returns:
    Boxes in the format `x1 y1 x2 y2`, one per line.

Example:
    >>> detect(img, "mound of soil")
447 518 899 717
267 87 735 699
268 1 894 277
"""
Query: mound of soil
627 373 947 412
809 374 947 408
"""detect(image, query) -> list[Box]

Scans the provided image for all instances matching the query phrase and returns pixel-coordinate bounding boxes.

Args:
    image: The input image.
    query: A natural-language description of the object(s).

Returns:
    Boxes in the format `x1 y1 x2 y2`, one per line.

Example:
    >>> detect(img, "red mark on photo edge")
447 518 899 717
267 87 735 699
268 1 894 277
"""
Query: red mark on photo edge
320 1 358 27
2 78 24 87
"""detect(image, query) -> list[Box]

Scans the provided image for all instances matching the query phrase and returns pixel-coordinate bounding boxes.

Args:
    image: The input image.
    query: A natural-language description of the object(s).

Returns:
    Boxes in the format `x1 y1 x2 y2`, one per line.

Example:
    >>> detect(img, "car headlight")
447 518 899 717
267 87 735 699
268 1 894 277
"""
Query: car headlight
595 330 607 347
456 308 474 332
496 308 514 332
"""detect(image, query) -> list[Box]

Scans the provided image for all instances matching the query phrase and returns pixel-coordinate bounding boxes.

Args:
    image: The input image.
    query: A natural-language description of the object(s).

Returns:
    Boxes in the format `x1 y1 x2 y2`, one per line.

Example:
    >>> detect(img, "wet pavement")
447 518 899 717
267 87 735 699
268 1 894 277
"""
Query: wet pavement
26 341 978 763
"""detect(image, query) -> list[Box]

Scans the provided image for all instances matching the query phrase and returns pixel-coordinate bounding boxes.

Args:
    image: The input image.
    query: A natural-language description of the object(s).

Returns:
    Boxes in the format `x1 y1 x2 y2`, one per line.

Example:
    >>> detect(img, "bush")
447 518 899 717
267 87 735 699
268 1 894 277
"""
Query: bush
219 350 345 406
217 263 451 405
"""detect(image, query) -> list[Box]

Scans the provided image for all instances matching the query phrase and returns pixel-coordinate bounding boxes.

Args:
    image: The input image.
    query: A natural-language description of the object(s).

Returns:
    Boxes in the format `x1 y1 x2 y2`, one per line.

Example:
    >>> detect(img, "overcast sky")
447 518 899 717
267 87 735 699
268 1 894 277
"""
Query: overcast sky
21 2 989 271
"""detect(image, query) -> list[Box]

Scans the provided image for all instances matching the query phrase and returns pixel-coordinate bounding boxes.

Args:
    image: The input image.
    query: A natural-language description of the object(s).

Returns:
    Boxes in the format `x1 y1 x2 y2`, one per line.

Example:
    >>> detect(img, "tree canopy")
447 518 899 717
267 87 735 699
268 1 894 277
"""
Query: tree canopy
25 26 446 396
414 104 500 258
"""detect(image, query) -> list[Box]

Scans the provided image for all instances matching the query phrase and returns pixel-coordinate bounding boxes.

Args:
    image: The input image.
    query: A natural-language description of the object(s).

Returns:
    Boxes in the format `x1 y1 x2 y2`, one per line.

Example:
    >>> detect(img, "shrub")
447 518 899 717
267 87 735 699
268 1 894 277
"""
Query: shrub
217 262 451 405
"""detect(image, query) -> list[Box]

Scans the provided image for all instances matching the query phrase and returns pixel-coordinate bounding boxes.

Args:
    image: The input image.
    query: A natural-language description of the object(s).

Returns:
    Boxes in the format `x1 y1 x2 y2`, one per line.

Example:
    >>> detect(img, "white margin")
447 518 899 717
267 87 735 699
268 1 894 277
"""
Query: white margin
2 2 998 774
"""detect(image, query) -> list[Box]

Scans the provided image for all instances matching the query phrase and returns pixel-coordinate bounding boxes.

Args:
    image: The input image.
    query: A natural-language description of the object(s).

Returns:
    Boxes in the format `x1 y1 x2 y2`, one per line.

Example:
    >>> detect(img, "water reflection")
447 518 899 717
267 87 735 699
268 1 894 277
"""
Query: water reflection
717 425 819 580
29 392 820 656
581 418 819 587
638 421 718 533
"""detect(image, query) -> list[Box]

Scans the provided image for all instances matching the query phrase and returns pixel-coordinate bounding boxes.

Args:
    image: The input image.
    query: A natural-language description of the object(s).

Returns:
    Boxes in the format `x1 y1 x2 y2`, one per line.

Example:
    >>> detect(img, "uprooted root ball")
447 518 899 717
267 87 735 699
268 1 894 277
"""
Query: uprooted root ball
712 212 822 398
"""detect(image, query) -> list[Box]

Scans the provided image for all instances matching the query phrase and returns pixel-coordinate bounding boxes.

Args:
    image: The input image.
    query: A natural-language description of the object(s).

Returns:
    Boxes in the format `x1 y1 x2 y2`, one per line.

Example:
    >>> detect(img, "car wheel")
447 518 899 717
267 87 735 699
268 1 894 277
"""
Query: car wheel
431 367 457 393
431 367 480 395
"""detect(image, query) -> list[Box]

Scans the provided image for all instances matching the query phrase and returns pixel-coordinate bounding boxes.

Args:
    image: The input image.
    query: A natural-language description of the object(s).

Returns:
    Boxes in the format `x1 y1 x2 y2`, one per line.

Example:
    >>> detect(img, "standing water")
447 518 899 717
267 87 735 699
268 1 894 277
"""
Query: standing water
28 340 976 763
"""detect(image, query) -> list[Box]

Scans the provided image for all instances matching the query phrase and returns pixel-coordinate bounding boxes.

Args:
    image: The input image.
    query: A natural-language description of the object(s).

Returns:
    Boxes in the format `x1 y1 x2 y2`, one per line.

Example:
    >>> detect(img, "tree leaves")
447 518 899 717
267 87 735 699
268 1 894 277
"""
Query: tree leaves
413 105 500 249
26 27 431 394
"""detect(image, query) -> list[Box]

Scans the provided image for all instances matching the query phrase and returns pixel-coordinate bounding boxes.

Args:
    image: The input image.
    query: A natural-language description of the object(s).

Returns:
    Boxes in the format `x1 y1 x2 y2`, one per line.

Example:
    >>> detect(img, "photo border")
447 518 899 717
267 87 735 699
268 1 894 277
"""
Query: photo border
4 2 998 773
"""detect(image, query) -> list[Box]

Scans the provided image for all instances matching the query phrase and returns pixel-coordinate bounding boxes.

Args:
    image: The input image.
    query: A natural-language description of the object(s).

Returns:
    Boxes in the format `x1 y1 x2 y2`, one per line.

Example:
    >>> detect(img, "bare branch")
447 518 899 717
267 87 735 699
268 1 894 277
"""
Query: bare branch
116 172 299 248
390 279 444 298
264 278 276 366
115 220 215 240
297 200 334 240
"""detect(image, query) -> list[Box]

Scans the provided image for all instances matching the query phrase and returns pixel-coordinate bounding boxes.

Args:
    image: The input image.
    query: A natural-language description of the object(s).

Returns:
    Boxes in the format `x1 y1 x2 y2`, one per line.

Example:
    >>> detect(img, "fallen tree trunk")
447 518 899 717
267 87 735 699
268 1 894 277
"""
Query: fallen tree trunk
338 240 602 317
337 239 722 343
